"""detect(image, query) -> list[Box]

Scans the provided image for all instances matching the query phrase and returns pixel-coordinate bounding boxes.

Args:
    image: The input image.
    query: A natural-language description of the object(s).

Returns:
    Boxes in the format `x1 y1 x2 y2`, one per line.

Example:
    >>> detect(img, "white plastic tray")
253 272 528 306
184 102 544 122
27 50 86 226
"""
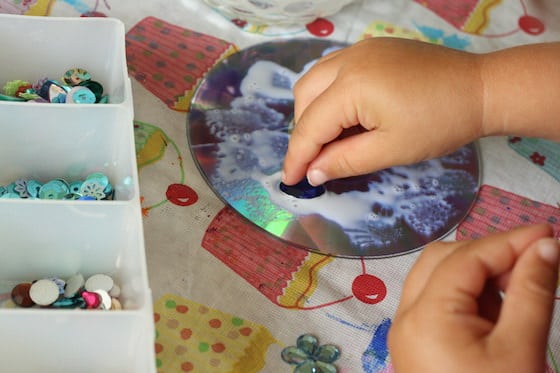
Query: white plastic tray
0 14 154 373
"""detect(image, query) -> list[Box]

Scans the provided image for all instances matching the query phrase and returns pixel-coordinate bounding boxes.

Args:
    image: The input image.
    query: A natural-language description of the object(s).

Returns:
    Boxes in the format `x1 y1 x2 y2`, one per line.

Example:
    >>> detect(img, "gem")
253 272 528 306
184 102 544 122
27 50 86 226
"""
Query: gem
29 279 60 306
51 296 85 309
82 291 101 309
77 195 96 201
85 274 114 292
94 290 112 310
11 283 35 308
279 178 325 199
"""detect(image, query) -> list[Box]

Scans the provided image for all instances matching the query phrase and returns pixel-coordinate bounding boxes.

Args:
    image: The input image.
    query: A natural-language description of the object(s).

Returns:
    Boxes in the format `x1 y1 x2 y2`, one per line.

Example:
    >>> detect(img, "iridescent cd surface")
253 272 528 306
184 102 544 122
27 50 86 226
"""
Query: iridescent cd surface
187 39 481 258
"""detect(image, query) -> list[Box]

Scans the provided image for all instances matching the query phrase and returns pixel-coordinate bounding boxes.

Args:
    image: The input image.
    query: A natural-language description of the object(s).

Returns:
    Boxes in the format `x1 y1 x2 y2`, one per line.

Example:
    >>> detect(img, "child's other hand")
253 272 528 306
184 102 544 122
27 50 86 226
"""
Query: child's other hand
388 224 559 373
282 37 484 186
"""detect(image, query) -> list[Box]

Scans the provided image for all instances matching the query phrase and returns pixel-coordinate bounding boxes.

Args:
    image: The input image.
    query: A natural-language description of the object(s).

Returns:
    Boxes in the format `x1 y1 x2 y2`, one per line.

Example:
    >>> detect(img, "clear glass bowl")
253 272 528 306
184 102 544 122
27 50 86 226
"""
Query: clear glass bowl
204 0 359 25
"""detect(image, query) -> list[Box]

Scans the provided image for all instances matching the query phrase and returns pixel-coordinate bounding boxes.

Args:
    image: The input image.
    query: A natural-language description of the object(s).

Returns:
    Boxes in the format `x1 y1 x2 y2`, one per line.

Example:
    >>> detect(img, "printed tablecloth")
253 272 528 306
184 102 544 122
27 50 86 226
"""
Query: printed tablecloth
4 0 560 371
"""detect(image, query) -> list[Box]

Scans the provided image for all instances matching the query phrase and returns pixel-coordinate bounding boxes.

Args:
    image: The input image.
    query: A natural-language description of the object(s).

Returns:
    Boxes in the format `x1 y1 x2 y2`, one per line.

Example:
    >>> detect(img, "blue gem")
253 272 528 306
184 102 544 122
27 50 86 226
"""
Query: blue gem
279 178 325 199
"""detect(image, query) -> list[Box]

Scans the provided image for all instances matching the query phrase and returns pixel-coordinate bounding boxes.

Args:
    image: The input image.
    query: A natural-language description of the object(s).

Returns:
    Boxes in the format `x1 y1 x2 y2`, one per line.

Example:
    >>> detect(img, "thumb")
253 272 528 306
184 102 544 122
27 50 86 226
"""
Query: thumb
306 130 405 186
494 237 559 353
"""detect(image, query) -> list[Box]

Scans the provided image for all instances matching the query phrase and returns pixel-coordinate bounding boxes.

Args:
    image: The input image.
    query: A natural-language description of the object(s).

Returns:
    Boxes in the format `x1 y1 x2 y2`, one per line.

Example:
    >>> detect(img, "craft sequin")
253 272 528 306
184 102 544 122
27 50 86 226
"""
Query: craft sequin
1 67 108 104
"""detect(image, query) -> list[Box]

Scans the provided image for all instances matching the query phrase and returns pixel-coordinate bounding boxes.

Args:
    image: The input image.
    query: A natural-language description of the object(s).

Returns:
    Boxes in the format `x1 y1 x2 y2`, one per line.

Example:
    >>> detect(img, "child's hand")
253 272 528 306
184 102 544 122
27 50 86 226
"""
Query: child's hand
282 37 485 186
388 224 559 373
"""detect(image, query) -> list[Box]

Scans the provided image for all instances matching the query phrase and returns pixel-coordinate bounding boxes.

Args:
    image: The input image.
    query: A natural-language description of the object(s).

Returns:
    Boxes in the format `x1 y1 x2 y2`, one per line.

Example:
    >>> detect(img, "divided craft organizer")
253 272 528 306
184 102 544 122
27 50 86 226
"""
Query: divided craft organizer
0 15 155 372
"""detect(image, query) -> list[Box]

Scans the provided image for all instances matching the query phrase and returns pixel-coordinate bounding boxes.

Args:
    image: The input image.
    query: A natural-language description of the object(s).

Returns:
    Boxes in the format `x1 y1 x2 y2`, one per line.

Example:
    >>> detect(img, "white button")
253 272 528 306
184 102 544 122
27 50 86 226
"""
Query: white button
85 274 114 292
64 273 85 298
29 279 59 306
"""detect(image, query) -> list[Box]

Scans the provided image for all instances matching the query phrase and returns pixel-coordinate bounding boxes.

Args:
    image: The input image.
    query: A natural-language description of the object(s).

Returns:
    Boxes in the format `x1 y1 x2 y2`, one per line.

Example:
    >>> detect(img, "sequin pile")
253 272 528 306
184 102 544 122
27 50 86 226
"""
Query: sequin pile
1 68 108 104
0 172 114 200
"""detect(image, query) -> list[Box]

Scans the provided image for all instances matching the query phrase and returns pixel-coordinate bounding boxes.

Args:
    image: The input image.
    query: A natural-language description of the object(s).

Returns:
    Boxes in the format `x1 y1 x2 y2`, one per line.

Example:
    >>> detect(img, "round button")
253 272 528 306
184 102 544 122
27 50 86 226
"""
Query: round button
29 279 60 306
85 274 114 292
11 283 34 307
64 273 85 298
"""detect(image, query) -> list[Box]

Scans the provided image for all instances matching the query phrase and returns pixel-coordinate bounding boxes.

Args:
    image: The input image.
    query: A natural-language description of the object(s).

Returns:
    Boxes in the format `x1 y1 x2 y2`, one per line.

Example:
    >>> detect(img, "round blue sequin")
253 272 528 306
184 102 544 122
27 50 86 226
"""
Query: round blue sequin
1 173 112 200
68 181 83 195
0 193 21 199
66 86 96 104
26 180 43 198
38 179 70 199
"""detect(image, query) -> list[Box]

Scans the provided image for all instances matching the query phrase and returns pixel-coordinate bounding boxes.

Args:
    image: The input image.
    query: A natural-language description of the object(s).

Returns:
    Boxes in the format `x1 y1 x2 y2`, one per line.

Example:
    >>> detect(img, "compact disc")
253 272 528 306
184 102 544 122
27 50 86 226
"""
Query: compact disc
187 39 480 258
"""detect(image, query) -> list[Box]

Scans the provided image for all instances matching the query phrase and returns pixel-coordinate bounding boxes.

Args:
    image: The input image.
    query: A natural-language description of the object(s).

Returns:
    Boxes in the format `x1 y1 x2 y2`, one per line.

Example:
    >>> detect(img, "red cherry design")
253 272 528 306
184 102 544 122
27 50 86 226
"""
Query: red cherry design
518 15 544 35
306 18 335 37
352 274 387 305
166 183 198 207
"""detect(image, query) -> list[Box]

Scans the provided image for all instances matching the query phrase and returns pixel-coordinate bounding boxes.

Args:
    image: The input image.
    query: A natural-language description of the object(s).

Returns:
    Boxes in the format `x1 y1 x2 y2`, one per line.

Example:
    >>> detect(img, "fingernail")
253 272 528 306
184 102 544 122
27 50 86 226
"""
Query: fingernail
537 238 560 266
307 168 328 186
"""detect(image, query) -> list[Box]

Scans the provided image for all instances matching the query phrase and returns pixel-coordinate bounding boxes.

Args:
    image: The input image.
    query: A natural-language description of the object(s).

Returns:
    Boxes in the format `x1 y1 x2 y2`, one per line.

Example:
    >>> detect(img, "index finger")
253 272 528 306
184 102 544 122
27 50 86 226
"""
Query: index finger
420 224 553 316
282 76 362 185
293 47 344 123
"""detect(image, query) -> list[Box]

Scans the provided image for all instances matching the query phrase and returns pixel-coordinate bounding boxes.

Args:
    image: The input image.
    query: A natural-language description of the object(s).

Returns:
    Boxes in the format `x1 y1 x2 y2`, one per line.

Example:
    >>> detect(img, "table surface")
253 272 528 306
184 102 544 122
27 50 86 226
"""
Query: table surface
5 0 560 372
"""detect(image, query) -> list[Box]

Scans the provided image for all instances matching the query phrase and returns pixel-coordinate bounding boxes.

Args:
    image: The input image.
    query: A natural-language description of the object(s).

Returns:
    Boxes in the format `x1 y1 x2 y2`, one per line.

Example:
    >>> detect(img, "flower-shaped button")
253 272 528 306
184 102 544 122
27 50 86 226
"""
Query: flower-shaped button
281 334 340 373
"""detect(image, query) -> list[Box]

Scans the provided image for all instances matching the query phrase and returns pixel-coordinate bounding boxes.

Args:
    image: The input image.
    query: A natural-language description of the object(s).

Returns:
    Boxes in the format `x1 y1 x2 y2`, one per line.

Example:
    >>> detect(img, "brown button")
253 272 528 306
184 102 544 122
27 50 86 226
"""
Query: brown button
11 283 35 308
